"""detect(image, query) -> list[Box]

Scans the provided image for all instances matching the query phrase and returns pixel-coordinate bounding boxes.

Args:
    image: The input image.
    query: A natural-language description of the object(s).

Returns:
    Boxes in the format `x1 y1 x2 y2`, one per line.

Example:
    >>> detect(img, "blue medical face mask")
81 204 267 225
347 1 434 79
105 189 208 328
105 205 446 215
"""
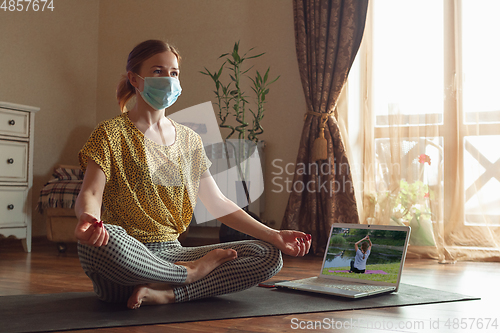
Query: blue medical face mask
137 74 182 110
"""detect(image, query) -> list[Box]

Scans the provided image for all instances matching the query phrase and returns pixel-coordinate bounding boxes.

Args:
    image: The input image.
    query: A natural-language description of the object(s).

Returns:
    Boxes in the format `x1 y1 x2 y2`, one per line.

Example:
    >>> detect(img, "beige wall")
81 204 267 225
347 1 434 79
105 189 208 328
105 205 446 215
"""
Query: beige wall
0 1 100 237
0 0 306 238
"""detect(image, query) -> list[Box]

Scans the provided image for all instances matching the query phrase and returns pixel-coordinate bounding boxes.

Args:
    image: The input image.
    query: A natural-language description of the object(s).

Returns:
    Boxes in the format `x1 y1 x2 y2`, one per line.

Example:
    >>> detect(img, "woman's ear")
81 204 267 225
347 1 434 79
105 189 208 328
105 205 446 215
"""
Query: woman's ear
127 71 140 90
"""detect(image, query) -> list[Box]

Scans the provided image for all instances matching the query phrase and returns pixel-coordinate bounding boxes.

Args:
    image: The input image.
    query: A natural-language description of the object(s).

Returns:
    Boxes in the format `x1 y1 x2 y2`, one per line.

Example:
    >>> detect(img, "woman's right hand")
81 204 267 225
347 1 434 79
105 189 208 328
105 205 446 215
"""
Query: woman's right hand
75 212 109 247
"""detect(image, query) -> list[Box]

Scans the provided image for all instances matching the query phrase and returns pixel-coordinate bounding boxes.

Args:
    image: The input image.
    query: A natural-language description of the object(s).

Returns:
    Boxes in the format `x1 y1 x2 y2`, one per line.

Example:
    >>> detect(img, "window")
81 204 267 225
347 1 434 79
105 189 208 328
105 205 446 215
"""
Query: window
372 0 443 127
349 0 500 230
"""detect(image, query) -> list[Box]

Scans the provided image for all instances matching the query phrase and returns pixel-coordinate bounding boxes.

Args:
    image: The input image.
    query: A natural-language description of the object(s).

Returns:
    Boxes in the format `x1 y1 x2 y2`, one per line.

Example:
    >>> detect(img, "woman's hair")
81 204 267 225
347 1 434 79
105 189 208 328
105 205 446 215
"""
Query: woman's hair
360 242 369 259
116 39 181 112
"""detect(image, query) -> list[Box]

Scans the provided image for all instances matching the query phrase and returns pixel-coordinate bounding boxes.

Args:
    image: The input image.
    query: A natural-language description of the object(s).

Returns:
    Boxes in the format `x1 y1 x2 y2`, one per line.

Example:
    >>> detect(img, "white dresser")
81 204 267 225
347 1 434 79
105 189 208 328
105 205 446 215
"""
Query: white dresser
0 102 39 252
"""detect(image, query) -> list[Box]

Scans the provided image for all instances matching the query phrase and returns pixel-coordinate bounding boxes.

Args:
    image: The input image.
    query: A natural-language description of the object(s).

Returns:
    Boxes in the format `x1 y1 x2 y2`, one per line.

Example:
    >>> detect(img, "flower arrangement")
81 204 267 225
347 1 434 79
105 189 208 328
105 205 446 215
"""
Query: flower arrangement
367 153 436 246
392 179 432 224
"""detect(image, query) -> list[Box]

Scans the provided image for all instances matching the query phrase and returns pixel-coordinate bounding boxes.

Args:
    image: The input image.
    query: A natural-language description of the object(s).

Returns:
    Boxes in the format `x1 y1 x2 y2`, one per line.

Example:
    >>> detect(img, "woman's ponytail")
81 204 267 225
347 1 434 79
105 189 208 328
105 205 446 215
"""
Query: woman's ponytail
116 75 136 112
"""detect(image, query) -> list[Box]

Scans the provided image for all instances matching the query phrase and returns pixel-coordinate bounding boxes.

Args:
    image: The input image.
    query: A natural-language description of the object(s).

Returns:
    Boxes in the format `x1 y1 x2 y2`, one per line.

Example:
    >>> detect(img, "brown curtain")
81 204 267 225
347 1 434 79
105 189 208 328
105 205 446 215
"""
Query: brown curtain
281 0 369 255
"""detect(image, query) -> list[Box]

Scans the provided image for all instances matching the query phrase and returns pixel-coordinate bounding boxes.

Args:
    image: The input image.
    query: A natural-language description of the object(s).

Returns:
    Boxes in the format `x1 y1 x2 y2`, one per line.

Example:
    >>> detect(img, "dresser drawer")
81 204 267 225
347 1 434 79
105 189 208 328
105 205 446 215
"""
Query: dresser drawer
0 140 28 182
0 187 27 227
0 108 29 138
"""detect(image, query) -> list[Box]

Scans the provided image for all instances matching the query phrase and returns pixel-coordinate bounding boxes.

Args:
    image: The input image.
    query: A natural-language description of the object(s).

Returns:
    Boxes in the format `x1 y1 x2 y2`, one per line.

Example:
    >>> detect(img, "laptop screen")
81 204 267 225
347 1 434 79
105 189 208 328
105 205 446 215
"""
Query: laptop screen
321 226 408 285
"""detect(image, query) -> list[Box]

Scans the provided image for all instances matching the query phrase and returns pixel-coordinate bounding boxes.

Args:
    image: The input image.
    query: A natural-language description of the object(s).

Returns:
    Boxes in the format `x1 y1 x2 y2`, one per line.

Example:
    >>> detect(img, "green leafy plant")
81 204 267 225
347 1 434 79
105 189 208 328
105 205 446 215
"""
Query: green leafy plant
370 179 433 225
392 179 433 223
366 154 437 246
200 41 280 143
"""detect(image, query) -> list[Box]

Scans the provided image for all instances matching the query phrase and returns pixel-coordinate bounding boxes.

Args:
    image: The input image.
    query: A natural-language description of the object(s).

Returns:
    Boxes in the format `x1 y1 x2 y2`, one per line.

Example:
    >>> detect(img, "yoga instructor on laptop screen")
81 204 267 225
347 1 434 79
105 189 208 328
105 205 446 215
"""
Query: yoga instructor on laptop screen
74 39 311 310
275 224 410 298
350 235 372 273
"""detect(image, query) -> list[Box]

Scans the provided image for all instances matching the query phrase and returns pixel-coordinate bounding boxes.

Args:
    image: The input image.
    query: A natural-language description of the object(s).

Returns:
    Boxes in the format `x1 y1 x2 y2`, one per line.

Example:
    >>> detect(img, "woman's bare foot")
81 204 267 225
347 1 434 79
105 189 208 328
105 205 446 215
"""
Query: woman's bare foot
127 283 175 309
127 248 237 309
177 248 238 284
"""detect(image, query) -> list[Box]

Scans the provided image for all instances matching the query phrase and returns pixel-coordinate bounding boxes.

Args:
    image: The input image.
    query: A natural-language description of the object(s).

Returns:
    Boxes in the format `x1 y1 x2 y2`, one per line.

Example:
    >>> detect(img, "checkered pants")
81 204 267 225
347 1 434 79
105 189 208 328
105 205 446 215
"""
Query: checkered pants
77 224 283 303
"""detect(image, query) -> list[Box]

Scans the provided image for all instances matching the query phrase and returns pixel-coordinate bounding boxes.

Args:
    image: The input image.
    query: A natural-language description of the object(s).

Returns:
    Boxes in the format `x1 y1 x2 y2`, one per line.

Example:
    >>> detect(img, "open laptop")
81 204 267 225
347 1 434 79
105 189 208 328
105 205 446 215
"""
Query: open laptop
275 223 411 298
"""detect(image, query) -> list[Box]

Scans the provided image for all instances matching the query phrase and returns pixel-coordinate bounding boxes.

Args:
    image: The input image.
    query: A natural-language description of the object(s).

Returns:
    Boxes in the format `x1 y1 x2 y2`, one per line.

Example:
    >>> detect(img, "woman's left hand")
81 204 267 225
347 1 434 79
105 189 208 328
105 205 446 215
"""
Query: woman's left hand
274 230 312 257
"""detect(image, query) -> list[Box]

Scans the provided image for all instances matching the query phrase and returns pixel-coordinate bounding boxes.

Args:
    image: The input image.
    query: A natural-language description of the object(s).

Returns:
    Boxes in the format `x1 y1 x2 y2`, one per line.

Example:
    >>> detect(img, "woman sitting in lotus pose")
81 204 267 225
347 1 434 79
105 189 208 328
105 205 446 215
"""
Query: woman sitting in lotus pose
74 40 312 309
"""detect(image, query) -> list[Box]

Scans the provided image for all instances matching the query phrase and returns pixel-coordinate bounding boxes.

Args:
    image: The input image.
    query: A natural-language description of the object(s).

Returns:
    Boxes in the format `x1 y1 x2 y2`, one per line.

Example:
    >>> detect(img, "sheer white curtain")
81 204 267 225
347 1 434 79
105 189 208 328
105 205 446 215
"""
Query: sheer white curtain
343 0 500 262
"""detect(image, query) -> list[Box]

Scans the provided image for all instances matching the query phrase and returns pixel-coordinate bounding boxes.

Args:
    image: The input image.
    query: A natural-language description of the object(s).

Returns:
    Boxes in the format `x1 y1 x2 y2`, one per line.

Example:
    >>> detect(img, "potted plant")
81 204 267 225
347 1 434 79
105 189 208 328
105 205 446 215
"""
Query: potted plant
201 41 279 241
368 180 436 246
201 41 279 143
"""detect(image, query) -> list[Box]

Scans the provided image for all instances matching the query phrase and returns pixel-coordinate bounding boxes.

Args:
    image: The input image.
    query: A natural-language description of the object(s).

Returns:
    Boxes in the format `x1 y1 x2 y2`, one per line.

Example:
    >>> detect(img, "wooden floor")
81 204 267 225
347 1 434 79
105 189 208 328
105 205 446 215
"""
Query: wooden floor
1 237 499 333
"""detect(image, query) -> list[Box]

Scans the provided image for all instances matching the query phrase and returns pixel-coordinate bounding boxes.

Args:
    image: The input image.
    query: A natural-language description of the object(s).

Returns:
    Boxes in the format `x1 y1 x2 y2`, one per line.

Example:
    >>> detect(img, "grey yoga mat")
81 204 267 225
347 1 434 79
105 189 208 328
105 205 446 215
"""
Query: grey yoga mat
0 283 479 333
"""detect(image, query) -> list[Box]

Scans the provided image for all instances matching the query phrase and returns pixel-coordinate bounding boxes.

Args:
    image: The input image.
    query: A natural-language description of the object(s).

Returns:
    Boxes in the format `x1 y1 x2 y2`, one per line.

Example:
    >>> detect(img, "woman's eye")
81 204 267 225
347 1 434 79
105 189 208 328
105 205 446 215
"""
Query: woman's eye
153 69 162 74
170 72 179 77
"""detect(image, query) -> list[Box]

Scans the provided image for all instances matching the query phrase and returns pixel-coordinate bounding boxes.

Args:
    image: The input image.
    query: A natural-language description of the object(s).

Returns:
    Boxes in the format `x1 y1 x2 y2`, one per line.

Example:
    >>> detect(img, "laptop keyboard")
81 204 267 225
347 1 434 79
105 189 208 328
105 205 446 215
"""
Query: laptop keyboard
294 278 391 292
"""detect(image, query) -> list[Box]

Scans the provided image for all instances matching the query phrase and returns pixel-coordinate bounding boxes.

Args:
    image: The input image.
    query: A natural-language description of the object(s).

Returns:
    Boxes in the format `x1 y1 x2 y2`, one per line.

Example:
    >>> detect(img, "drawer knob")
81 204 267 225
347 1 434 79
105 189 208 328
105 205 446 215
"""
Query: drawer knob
7 204 14 210
7 158 14 164
8 119 16 126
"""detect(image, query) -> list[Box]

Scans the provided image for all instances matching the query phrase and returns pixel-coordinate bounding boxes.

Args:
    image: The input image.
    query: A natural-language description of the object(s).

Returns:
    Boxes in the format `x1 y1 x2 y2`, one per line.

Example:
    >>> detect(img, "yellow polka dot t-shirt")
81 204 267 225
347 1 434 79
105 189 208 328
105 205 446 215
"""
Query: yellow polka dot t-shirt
79 113 212 243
